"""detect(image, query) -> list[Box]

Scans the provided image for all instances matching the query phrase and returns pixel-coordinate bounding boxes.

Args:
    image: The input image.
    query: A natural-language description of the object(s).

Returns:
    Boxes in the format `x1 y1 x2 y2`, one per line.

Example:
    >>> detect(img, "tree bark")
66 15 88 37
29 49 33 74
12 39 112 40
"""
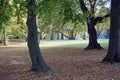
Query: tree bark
57 27 60 40
26 0 50 73
50 29 54 40
102 0 120 63
68 29 75 40
61 33 64 40
61 26 64 40
3 27 8 46
83 31 86 40
85 17 103 50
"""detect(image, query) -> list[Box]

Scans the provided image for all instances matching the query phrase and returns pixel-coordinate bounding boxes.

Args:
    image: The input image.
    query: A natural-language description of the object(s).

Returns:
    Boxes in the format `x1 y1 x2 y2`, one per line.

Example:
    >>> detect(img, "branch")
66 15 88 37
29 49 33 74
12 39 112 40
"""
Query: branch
89 0 97 15
93 13 110 25
103 13 111 18
97 27 103 38
60 32 70 39
88 0 92 3
93 0 97 7
79 0 88 13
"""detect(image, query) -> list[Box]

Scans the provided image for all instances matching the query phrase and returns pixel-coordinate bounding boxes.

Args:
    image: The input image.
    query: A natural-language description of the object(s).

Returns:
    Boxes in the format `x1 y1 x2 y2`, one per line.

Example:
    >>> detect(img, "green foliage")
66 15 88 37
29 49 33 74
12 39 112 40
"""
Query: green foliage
0 0 14 40
0 0 111 40
37 0 64 35
36 0 87 37
0 0 27 40
13 0 27 24
0 0 13 25
60 0 86 24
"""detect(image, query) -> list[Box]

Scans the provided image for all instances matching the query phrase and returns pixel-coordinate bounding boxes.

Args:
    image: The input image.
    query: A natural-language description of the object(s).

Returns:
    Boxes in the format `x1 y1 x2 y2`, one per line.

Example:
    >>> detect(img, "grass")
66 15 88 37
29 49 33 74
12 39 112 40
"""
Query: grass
0 39 109 48
40 39 109 48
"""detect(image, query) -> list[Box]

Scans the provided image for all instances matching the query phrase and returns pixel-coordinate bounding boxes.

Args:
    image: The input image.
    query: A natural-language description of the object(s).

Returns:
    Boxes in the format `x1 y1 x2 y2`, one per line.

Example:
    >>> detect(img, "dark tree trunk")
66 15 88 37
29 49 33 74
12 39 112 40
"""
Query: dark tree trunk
26 0 50 73
61 33 64 39
69 29 75 40
39 32 42 40
83 31 86 40
61 27 64 40
50 29 54 40
102 0 120 63
85 17 103 50
57 27 60 40
3 27 8 46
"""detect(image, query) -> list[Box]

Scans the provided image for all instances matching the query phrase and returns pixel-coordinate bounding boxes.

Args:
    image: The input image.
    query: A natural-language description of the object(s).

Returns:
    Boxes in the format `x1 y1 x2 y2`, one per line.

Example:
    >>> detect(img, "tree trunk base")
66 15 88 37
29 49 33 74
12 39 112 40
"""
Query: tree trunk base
102 55 120 63
31 65 51 73
84 43 103 50
102 57 114 64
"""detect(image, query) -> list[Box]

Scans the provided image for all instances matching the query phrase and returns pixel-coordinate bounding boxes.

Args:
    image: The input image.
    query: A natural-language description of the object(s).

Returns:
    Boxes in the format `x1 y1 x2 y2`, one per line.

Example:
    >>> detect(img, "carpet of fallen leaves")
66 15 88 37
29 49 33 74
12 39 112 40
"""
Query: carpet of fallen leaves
0 47 120 80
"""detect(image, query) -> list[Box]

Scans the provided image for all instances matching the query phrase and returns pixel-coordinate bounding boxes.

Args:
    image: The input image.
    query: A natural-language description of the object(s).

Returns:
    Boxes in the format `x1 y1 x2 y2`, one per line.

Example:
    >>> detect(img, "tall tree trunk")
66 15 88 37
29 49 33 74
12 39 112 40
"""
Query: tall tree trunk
50 29 54 40
85 17 103 50
83 31 86 40
57 27 60 40
61 33 64 40
26 0 50 73
102 0 120 63
69 29 75 40
60 26 64 40
3 27 8 46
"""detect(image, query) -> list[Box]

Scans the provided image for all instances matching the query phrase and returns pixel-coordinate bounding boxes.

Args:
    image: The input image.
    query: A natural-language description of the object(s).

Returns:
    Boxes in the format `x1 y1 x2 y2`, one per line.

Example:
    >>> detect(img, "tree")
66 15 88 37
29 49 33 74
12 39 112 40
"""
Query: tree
79 0 110 50
0 0 13 45
37 0 84 40
26 0 50 73
102 0 120 63
61 0 84 40
11 0 27 40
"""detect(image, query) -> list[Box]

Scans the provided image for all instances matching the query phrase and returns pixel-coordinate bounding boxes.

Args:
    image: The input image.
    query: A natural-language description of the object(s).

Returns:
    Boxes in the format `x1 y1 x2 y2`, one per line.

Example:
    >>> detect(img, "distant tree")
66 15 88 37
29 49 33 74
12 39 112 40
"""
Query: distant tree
102 0 120 63
26 0 50 73
0 0 14 45
37 0 63 40
11 0 27 39
79 0 110 50
61 0 86 40
37 0 85 40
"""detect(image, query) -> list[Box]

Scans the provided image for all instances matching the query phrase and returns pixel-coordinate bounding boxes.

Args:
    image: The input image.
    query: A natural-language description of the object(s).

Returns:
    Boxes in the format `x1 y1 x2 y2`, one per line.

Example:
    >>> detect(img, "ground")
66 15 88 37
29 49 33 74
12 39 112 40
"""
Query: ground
0 40 120 80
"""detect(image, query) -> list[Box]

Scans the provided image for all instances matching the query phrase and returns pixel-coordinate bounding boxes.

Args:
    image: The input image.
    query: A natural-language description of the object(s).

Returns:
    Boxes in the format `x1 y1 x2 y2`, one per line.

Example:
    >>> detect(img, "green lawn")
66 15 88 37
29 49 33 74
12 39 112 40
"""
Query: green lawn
2 39 109 48
40 39 109 48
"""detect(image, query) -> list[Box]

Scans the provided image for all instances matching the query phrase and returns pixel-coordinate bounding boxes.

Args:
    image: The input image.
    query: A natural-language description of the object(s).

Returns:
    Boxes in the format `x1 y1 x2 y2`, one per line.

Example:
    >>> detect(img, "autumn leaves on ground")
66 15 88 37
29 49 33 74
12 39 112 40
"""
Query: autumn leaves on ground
0 42 120 80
